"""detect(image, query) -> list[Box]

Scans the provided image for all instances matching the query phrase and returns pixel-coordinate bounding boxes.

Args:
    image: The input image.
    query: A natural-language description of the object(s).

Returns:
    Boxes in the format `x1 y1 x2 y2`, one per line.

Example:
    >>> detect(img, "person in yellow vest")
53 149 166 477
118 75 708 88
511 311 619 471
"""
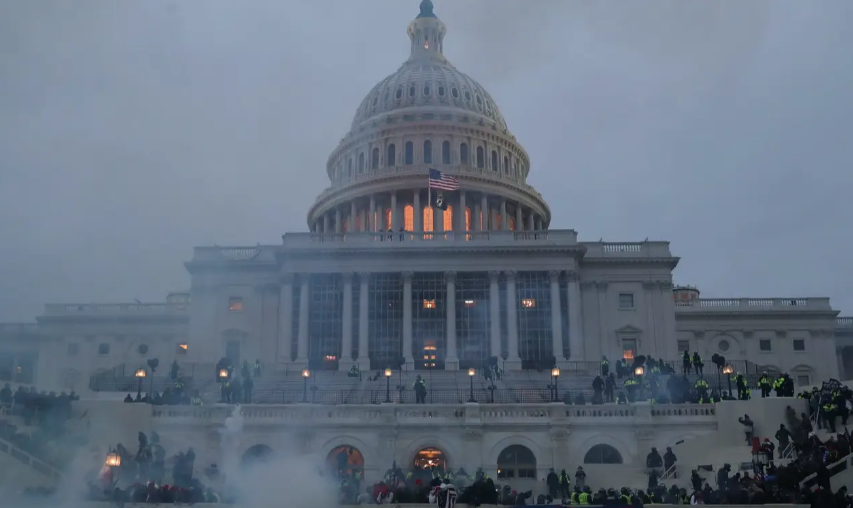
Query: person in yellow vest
759 372 772 398
600 356 610 376
578 486 592 505
694 378 709 402
619 488 632 505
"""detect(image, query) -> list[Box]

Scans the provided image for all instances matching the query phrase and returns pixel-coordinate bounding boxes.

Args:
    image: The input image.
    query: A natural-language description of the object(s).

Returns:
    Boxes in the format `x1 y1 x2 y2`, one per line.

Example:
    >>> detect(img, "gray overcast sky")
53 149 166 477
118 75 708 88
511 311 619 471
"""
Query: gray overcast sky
0 0 851 322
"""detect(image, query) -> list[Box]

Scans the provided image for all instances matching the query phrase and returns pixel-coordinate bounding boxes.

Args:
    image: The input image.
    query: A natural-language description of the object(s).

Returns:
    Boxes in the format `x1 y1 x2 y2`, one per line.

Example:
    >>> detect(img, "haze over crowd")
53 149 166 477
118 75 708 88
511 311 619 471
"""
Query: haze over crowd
0 0 851 321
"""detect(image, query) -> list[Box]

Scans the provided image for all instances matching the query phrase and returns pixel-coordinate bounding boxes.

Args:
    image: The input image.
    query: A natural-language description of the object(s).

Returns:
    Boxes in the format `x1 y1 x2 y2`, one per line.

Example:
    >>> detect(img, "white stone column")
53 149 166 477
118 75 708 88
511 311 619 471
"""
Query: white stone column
567 271 584 360
357 272 370 370
321 215 328 233
369 196 376 232
515 205 523 231
535 217 542 230
500 200 508 230
445 271 459 370
526 212 534 232
391 191 398 230
488 271 501 358
505 270 521 369
480 194 488 230
596 281 608 359
458 190 467 232
340 272 354 369
491 208 499 232
359 208 367 232
350 202 357 233
402 271 414 369
549 270 565 363
335 209 342 233
279 275 294 362
296 275 310 364
414 191 422 232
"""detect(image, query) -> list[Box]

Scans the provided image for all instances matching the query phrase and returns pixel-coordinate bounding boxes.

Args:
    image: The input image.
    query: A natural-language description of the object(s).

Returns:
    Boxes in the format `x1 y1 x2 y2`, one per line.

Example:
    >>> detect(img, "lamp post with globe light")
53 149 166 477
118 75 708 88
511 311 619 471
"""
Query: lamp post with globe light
134 368 147 400
384 368 393 403
468 368 476 402
634 366 645 400
723 365 734 397
302 368 310 402
551 368 561 402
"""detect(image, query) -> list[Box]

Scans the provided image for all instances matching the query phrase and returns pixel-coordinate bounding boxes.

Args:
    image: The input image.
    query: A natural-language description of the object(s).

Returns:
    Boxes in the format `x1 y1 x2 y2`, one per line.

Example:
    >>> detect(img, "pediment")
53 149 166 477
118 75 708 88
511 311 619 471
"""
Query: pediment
615 325 643 334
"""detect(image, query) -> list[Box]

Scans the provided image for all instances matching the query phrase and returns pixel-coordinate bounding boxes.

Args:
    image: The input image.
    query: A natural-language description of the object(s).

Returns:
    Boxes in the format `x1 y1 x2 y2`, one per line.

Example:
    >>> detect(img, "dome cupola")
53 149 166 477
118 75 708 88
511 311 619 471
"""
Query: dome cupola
307 1 550 235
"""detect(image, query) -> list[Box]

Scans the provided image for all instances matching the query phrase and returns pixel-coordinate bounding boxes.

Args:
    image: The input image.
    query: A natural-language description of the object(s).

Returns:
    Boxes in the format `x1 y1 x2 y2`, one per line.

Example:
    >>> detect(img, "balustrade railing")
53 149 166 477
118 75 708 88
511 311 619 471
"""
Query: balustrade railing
675 297 831 311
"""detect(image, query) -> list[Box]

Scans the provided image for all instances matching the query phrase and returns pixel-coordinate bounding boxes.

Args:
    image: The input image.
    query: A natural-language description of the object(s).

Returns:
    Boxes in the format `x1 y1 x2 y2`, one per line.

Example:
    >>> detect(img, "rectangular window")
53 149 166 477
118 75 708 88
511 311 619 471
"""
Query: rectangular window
520 298 535 308
793 339 805 351
98 343 110 355
622 339 637 358
463 299 476 308
67 343 79 356
759 339 772 351
423 299 436 309
618 293 634 309
176 343 188 355
228 297 244 311
677 340 689 352
796 374 810 386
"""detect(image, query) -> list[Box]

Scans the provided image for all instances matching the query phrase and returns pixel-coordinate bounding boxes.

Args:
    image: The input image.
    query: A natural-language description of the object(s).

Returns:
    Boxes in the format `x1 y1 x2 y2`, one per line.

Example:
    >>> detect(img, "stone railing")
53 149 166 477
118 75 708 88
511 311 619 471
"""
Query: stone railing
42 303 190 316
0 436 62 482
282 230 580 248
150 402 715 427
839 317 853 326
675 297 833 311
0 323 39 334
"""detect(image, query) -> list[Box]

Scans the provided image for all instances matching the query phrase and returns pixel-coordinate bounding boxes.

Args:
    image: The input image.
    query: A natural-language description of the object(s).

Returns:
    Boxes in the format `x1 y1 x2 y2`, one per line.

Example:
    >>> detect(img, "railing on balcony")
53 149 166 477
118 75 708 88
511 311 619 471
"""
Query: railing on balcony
675 298 832 311
0 323 39 333
839 317 853 326
43 303 189 316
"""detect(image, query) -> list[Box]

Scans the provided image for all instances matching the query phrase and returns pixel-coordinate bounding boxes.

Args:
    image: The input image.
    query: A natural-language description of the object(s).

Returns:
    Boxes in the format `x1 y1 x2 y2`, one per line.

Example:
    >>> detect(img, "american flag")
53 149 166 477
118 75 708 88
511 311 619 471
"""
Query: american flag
429 168 459 191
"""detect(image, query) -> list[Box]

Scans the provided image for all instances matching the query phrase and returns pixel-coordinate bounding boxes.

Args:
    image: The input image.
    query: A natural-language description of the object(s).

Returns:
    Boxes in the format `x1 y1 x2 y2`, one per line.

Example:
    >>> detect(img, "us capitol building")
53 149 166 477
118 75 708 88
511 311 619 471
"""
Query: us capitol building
1 0 851 487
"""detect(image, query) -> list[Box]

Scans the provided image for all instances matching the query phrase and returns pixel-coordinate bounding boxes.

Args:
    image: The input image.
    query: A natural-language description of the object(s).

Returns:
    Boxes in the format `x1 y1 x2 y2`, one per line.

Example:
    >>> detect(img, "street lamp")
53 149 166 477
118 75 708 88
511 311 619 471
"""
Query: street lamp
551 368 561 402
134 368 147 399
218 368 229 382
105 450 121 468
722 364 734 397
468 368 476 402
384 368 393 403
634 366 645 377
302 368 310 403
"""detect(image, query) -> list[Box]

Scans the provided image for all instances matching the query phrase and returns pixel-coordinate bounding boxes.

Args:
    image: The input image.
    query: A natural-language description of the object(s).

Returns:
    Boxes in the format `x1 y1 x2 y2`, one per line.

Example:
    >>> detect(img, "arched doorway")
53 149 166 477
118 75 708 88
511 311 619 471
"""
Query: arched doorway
325 446 365 480
241 444 274 467
413 447 448 473
583 444 623 464
497 445 537 480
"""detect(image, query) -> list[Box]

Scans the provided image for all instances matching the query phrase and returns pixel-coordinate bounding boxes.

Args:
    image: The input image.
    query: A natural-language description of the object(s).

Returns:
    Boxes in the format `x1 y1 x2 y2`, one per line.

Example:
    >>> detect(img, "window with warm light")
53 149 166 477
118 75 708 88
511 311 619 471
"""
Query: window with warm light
404 205 414 231
443 205 453 231
521 298 535 308
176 343 188 355
465 207 471 231
423 207 434 232
384 209 392 230
423 299 436 309
228 297 244 311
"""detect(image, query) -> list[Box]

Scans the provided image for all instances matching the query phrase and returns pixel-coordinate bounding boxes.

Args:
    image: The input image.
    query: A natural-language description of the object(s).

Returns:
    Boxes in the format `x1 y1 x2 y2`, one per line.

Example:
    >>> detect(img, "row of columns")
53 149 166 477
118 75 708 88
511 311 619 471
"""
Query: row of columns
313 190 545 234
277 270 584 370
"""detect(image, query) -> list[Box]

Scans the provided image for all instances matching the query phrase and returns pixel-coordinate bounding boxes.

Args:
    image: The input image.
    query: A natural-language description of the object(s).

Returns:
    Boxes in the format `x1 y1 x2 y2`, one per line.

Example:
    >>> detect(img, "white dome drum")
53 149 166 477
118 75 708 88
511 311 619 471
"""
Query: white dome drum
308 1 550 235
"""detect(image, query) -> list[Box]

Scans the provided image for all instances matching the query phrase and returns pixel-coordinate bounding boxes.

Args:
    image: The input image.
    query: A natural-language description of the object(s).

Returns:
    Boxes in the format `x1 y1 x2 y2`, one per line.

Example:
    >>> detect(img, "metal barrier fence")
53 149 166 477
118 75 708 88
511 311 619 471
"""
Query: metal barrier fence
249 388 620 405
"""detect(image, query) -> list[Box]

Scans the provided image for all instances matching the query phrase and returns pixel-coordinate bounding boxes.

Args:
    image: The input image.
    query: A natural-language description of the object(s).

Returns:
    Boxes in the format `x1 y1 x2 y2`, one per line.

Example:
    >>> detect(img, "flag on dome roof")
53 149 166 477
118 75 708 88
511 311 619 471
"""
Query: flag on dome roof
428 168 459 191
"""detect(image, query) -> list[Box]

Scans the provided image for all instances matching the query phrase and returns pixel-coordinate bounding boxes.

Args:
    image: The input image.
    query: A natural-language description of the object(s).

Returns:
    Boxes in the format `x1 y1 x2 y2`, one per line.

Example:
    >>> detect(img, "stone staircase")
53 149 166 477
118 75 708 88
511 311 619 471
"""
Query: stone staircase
0 436 62 492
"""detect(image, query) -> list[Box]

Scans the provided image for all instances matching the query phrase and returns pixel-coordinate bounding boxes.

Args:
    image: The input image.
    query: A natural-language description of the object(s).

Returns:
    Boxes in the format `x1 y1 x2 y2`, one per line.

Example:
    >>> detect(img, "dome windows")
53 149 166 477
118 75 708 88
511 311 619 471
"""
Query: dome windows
404 141 414 165
409 85 416 98
442 141 451 164
476 146 485 168
463 90 472 102
395 87 403 100
475 95 482 105
371 148 380 169
460 143 469 164
384 90 391 102
423 140 433 164
358 153 365 173
485 100 492 114
423 85 431 97
438 86 446 97
451 87 459 99
491 151 498 171
387 144 396 166
372 96 378 107
347 158 353 177
504 156 509 174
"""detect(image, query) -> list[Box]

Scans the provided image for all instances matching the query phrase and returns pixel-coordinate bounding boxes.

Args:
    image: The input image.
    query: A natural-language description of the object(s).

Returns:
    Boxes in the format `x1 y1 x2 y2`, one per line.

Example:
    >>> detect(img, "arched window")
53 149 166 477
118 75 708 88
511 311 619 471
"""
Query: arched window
358 152 365 173
504 155 509 174
476 146 485 168
460 143 469 164
342 218 349 233
491 151 498 171
371 148 380 169
442 141 451 164
495 213 502 230
387 144 396 166
384 209 392 230
404 205 414 231
497 445 537 479
509 217 516 231
355 214 363 232
423 207 434 232
583 444 623 464
242 444 274 467
347 158 353 177
465 207 471 232
423 140 433 164
413 448 447 471
325 446 365 478
405 142 414 165
443 205 453 232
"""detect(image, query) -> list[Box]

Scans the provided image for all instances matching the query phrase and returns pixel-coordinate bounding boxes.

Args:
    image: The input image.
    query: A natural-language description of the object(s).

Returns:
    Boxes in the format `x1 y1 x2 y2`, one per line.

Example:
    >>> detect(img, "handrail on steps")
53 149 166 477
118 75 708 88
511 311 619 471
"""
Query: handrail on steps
660 464 677 481
0 436 62 482
799 451 853 488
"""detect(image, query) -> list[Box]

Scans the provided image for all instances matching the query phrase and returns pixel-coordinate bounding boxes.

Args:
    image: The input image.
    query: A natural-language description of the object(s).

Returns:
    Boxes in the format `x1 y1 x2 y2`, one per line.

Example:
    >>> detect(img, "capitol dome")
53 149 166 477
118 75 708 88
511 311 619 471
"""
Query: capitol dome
308 0 550 235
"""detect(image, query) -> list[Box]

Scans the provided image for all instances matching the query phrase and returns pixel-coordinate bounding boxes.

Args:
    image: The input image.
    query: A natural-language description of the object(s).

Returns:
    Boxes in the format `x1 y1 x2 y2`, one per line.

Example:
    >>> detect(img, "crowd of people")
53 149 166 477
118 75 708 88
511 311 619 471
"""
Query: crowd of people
0 383 82 468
